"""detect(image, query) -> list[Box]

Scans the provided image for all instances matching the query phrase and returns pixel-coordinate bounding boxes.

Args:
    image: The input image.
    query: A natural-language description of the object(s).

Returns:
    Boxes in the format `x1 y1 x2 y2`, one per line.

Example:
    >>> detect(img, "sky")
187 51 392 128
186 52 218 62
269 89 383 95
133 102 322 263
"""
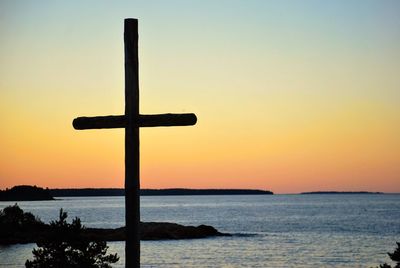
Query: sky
0 0 399 193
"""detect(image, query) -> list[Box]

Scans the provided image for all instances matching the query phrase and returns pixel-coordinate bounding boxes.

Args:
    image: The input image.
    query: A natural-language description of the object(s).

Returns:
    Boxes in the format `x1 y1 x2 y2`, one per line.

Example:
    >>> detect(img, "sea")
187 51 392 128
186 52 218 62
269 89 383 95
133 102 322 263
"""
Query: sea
0 194 399 267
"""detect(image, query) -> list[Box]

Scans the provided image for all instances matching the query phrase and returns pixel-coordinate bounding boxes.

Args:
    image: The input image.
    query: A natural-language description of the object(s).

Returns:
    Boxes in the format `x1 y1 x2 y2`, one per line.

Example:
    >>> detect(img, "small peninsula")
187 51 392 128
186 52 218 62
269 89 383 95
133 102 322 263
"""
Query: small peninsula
0 185 54 201
0 205 229 245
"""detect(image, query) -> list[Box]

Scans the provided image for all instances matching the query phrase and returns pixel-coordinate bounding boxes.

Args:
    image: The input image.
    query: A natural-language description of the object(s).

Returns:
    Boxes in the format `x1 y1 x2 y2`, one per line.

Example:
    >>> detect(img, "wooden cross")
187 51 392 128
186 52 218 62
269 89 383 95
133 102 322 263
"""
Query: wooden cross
72 18 197 268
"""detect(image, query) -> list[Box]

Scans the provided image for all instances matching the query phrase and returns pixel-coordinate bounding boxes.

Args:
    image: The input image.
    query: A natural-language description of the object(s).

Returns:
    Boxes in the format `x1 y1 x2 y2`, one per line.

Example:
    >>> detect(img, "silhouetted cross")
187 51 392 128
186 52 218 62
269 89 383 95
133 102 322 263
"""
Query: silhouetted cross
72 18 197 268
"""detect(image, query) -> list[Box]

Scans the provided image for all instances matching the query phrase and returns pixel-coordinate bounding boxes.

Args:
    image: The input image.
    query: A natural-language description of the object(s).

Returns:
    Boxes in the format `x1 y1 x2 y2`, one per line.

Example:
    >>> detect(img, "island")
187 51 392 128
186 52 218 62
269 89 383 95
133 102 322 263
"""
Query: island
0 205 230 245
301 191 383 194
0 185 54 201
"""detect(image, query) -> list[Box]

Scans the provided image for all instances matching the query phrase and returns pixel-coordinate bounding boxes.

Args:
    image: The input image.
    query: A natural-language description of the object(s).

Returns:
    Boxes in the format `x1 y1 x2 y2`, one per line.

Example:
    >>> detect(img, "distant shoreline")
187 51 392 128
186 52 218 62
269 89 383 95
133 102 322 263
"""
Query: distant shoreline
301 191 383 195
1 186 397 201
50 188 274 197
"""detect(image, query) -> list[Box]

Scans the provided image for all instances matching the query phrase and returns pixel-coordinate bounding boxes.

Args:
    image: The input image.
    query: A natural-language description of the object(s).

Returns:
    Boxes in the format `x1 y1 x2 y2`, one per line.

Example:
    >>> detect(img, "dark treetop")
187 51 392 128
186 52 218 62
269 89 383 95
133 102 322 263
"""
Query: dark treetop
0 185 54 201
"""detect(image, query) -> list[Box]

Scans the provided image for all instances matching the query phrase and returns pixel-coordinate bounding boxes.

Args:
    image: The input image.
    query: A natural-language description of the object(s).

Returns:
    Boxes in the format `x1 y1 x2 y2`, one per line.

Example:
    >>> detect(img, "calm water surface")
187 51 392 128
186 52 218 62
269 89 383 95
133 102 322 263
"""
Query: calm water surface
0 194 399 267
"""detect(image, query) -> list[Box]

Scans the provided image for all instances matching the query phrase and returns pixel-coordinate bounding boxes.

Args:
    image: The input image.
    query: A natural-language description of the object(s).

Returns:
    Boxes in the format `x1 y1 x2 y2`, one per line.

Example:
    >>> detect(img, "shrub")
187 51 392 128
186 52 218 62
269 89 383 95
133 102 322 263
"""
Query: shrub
376 242 400 268
25 209 119 268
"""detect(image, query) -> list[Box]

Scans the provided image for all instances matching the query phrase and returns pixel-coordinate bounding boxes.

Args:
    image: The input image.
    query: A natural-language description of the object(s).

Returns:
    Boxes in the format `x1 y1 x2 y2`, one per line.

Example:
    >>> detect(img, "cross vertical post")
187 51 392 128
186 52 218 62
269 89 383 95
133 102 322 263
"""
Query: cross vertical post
124 19 140 268
72 18 197 268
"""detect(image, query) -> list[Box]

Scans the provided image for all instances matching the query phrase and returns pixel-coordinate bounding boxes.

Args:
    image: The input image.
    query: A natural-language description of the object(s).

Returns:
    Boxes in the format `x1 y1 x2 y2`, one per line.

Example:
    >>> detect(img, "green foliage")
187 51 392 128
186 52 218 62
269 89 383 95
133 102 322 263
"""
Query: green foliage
25 209 119 268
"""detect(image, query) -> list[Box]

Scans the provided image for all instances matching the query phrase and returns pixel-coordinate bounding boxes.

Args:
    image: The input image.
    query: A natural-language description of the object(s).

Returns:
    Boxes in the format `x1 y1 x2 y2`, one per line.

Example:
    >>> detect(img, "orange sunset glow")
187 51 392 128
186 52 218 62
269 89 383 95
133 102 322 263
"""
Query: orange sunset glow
1 1 399 193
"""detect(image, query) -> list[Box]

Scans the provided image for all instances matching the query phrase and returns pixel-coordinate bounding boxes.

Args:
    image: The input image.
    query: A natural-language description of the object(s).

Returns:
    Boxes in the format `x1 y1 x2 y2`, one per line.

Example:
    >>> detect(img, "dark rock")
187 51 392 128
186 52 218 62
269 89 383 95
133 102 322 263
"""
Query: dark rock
82 222 229 242
140 222 229 240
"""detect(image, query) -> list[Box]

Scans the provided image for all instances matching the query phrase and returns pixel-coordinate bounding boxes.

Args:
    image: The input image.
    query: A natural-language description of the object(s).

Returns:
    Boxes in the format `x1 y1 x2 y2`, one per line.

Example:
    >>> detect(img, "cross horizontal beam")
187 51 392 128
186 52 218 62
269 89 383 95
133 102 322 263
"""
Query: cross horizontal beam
73 113 197 130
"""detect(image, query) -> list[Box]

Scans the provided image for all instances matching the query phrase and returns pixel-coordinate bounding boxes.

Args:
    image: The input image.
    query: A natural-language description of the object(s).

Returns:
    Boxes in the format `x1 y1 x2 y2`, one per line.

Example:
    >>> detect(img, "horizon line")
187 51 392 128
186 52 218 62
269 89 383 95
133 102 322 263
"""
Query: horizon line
2 185 399 195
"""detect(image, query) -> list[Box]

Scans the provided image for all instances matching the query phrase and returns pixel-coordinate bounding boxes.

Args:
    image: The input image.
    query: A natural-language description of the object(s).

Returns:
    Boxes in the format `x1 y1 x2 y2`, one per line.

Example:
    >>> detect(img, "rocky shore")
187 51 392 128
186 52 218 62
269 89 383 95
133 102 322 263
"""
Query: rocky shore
0 205 229 245
1 222 229 245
